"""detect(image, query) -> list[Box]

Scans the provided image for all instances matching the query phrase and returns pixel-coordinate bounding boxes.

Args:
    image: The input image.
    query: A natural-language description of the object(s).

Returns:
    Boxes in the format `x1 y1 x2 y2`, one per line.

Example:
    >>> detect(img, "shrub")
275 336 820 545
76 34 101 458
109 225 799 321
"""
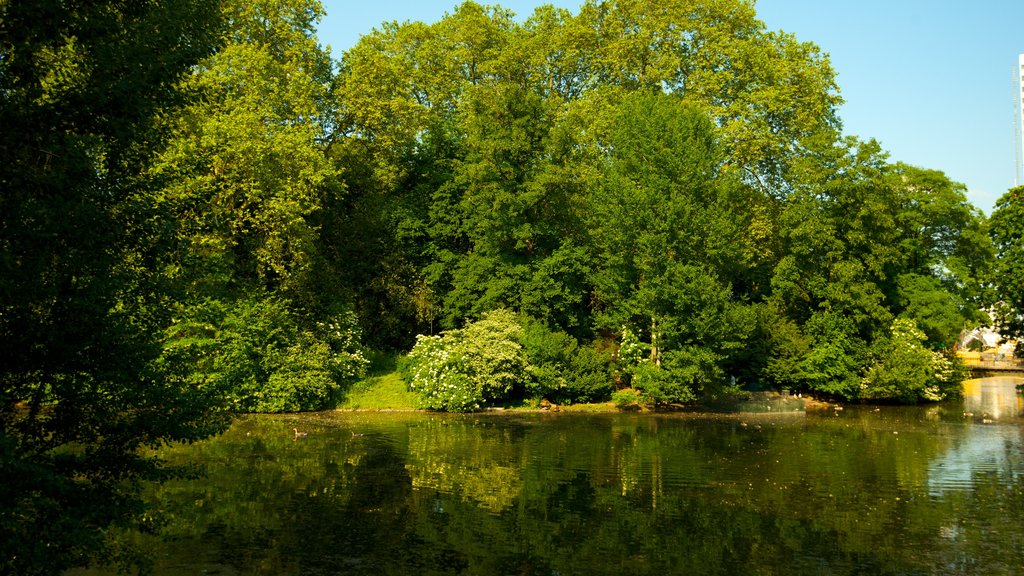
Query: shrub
520 317 613 404
628 347 720 405
612 387 648 410
163 296 368 412
563 345 614 403
799 312 868 400
616 322 717 405
861 318 965 403
406 309 528 412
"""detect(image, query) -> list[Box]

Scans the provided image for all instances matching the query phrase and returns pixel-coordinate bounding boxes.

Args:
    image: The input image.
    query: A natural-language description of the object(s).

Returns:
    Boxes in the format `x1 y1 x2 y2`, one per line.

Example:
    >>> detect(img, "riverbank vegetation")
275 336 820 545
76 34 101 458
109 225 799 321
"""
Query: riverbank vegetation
0 0 1005 572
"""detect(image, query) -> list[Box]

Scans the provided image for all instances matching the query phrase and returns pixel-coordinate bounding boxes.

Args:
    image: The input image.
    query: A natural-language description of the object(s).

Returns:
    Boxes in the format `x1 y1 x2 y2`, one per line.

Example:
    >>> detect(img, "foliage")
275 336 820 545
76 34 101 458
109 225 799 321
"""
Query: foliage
770 141 991 400
989 185 1024 341
611 387 648 410
895 273 967 349
163 297 367 413
617 326 648 369
861 319 965 403
797 312 868 399
329 0 992 406
0 0 230 572
406 310 528 412
586 92 756 400
148 0 367 414
154 0 340 301
520 317 613 404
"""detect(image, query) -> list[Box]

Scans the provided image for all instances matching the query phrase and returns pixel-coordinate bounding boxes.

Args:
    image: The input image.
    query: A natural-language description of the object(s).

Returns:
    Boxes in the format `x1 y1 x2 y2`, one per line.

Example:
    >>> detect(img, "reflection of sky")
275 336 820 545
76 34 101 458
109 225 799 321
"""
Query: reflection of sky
928 379 1024 496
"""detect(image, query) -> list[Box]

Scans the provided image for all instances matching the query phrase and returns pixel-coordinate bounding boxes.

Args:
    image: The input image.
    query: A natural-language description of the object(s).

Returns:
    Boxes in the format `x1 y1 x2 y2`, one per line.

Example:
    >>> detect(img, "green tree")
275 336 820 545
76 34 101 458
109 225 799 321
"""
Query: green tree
162 296 368 413
154 0 361 410
861 319 963 403
0 0 228 572
155 0 339 302
988 185 1024 343
572 0 842 191
519 315 614 404
886 164 993 346
332 0 843 346
769 141 987 398
586 92 755 402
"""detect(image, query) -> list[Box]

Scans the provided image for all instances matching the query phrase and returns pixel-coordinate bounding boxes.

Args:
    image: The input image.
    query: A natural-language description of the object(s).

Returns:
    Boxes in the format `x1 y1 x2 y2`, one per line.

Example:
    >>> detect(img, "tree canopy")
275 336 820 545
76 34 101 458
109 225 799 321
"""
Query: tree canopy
0 0 1000 572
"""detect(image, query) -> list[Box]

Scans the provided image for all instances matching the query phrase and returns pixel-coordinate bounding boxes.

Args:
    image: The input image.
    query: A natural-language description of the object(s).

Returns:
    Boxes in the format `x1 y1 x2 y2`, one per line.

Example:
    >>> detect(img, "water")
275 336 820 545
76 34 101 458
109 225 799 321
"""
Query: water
77 378 1024 575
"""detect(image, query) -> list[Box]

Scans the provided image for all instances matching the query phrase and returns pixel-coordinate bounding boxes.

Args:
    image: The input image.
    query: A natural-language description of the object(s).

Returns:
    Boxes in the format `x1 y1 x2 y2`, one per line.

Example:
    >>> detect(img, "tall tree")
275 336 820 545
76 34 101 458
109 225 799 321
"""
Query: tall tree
989 186 1024 343
154 0 368 412
768 140 989 399
155 0 340 303
0 0 228 573
885 164 993 347
586 92 756 401
333 0 843 345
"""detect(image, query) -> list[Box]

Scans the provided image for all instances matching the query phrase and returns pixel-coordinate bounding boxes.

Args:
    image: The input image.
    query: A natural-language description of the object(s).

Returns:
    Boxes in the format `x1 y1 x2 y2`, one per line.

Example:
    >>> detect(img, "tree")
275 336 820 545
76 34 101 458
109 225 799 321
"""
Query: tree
332 0 844 346
767 140 988 399
586 92 756 402
155 0 339 302
861 319 963 403
0 0 229 572
154 0 364 411
989 185 1024 342
571 0 842 191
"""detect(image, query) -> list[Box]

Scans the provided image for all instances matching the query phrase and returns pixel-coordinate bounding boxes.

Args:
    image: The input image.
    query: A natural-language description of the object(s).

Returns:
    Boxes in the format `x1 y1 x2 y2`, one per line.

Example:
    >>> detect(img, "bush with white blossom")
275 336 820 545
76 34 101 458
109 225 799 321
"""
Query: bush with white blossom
861 318 965 403
406 309 528 412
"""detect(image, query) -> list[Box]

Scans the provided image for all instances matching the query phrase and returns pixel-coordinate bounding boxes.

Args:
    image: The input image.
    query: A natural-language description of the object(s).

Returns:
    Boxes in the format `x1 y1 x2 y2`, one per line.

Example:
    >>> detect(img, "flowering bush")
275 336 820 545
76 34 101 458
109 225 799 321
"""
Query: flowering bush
316 311 371 383
861 318 964 403
406 310 528 412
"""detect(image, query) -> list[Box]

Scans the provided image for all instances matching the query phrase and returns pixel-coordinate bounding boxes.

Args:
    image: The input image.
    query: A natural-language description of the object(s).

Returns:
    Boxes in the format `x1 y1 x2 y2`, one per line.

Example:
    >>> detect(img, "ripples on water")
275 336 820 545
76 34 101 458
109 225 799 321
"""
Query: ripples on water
74 378 1024 576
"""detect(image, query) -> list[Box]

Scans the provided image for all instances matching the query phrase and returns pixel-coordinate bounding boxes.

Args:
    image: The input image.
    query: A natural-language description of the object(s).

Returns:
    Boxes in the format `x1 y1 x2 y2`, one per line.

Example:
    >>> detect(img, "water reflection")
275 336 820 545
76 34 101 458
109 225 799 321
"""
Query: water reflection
928 377 1024 497
72 385 1024 576
962 376 1024 420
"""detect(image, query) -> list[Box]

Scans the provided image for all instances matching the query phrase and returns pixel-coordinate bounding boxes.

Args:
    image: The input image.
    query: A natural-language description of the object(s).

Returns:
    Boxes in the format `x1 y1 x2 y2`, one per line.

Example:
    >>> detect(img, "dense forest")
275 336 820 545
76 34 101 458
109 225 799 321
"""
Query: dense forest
2 0 1023 572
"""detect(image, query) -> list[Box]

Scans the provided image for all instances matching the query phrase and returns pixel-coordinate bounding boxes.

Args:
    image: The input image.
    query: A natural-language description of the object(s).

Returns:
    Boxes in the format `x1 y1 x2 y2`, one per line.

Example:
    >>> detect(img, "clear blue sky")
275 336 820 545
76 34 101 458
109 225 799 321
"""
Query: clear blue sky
318 0 1024 213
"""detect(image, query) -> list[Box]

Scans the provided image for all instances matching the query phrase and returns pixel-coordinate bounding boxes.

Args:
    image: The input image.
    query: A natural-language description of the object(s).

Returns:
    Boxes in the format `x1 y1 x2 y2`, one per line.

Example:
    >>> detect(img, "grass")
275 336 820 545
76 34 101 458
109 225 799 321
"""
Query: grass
335 351 418 410
337 371 418 410
335 350 622 413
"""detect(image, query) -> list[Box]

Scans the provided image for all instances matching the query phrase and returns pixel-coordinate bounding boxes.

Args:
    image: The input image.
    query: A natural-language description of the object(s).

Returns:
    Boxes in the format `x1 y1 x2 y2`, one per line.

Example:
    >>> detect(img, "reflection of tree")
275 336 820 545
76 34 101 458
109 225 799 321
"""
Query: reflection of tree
87 412 1024 576
116 416 422 574
405 417 524 512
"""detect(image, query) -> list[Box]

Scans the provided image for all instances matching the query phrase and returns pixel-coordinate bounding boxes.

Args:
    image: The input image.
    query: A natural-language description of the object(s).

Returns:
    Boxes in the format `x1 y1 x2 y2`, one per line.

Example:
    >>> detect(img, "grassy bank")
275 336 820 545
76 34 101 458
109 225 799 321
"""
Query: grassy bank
337 371 419 410
336 353 811 414
336 370 622 412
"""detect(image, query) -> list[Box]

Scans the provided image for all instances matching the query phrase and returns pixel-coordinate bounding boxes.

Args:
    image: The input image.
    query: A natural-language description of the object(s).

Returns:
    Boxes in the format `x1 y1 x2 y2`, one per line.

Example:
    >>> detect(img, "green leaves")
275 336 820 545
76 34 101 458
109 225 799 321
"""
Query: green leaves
988 185 1024 342
861 319 964 403
406 310 528 412
156 0 339 297
1 0 228 572
585 93 754 400
163 296 368 413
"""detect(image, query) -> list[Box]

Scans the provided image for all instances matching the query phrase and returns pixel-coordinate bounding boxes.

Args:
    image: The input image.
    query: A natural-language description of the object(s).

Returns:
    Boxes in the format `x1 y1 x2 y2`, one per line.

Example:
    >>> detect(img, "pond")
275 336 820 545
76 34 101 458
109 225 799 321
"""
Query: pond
78 378 1024 575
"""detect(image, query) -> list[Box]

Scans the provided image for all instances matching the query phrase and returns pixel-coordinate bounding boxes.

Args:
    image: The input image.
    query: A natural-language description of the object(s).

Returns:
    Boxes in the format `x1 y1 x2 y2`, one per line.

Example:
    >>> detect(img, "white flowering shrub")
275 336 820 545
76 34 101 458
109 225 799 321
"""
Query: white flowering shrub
316 311 370 383
406 309 528 412
861 318 965 403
